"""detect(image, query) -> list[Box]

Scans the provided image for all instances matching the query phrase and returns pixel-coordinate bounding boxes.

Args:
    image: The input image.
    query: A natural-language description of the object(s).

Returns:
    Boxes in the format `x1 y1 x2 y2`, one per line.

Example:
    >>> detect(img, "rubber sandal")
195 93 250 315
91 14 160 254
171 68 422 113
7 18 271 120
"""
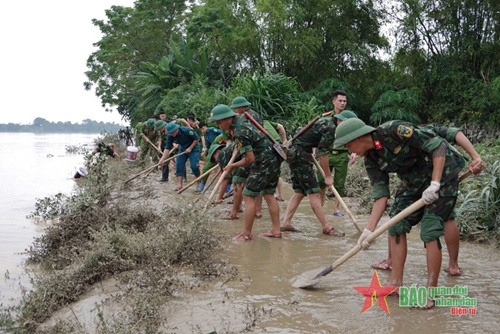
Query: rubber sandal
444 267 463 276
322 226 345 237
260 231 282 238
280 225 301 232
233 233 253 241
371 259 392 270
275 196 285 202
333 211 344 217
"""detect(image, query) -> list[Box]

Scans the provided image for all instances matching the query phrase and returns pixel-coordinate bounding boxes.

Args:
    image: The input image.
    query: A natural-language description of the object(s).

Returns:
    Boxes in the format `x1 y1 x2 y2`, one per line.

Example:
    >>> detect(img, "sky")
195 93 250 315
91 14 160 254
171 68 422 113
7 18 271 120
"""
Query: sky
0 1 136 125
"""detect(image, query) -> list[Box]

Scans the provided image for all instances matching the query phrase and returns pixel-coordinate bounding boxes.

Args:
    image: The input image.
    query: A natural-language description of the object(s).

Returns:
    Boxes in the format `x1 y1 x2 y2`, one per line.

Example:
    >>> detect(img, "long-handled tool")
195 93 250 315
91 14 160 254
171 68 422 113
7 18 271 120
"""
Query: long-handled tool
124 151 186 184
147 140 163 154
312 156 362 232
193 169 221 204
285 111 332 149
202 148 239 212
243 112 287 160
178 164 219 194
292 169 475 289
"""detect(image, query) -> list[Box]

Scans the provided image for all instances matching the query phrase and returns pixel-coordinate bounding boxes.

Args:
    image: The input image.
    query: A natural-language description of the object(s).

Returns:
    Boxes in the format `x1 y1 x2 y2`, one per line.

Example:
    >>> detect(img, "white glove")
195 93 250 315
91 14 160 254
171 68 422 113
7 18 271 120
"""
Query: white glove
422 181 440 204
357 229 372 250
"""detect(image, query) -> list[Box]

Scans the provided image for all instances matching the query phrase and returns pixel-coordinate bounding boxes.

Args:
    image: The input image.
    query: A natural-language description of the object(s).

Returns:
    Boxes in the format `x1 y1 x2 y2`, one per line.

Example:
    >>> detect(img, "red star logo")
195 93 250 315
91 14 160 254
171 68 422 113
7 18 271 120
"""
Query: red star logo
353 270 398 314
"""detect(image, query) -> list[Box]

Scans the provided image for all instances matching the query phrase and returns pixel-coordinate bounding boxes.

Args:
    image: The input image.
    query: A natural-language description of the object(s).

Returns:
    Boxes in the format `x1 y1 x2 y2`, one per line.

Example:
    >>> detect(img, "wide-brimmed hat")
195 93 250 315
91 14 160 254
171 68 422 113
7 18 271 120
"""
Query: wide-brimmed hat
166 122 180 135
334 110 358 121
208 104 236 121
208 143 226 163
154 120 166 131
230 96 251 108
334 118 375 148
146 119 155 127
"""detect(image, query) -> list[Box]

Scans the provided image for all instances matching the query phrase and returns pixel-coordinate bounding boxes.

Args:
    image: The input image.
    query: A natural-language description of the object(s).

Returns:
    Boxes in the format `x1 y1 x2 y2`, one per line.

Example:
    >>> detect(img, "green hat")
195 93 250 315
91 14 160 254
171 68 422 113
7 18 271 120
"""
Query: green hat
230 96 251 108
208 104 236 121
166 122 180 135
334 118 375 148
334 110 358 121
146 119 155 127
154 120 166 131
208 143 226 163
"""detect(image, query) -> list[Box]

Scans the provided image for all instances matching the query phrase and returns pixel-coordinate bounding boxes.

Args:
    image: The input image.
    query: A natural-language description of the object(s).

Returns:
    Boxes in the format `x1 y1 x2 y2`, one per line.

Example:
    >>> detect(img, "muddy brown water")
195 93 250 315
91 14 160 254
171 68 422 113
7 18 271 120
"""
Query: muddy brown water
46 185 500 333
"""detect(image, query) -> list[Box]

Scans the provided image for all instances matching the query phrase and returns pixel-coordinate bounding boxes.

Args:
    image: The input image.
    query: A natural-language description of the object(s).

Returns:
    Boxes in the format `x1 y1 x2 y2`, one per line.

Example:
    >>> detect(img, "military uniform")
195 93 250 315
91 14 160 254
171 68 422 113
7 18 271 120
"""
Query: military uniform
364 121 465 243
165 126 201 177
204 127 223 150
229 115 281 197
286 117 336 195
95 143 115 157
140 122 159 162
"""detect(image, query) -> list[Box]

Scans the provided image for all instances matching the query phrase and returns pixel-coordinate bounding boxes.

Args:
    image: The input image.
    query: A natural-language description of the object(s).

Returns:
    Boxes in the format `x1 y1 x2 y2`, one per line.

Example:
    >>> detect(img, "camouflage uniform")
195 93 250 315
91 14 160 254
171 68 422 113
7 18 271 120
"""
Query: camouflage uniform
95 143 114 157
229 115 281 197
165 126 201 177
286 117 336 195
140 124 159 162
365 121 465 244
200 132 230 183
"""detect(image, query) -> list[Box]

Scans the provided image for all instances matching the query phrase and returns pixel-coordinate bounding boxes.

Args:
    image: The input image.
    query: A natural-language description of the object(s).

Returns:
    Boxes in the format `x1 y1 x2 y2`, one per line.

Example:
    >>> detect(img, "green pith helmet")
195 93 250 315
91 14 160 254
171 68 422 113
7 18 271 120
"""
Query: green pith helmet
146 119 155 127
230 96 251 108
208 104 236 121
154 120 166 131
334 110 358 121
208 143 226 163
334 118 376 148
166 122 180 135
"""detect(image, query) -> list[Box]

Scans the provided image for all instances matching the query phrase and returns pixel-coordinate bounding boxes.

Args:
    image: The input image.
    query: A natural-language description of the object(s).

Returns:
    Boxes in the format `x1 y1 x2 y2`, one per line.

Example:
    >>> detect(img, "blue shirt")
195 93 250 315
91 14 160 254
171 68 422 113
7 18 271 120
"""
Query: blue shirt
204 127 223 148
165 126 200 151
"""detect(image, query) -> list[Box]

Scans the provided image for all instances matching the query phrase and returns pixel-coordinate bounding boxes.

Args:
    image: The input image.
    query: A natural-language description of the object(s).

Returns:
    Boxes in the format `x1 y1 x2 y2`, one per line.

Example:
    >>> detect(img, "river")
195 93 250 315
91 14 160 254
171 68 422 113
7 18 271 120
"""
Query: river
1 133 499 333
0 132 96 308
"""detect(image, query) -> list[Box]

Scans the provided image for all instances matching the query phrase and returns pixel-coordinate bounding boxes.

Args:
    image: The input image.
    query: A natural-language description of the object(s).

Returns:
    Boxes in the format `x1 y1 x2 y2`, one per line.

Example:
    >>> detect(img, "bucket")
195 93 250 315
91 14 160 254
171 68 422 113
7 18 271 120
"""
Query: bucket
74 167 88 179
126 146 139 161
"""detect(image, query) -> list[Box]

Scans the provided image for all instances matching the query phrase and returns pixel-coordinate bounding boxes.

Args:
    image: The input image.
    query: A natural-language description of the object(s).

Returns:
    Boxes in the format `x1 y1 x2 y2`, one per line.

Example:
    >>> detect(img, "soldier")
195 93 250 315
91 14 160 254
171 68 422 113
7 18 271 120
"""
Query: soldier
209 104 282 240
227 96 264 218
263 120 287 201
280 116 345 237
91 142 120 161
158 122 201 191
155 120 169 182
371 123 483 276
334 118 483 309
317 91 357 216
140 119 160 164
196 125 224 192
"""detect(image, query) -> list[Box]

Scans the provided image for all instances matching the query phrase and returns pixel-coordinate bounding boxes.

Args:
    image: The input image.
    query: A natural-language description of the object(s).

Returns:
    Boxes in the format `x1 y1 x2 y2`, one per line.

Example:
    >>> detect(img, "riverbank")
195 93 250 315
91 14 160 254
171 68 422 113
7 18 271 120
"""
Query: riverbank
1 136 499 333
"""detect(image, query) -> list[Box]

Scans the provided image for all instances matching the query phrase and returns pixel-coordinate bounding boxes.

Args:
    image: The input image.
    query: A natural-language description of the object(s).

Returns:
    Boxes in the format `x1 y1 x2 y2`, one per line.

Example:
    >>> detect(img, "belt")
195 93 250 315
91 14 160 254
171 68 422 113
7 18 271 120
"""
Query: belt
331 150 347 155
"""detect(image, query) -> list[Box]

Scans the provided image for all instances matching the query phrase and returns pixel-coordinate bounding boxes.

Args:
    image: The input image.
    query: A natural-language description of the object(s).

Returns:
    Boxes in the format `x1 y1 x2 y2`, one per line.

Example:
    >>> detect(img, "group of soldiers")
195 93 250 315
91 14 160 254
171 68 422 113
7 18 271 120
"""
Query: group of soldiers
117 89 483 310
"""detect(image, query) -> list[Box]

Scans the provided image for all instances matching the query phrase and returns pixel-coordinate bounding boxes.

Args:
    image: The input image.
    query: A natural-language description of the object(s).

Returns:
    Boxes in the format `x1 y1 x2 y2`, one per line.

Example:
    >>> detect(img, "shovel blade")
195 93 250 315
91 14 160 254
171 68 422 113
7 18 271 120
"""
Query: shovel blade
273 143 287 160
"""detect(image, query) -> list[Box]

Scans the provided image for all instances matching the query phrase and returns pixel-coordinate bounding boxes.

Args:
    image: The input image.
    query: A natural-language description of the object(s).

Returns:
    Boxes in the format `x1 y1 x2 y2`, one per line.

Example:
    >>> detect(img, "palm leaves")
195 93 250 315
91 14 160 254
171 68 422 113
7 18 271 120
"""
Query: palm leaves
370 88 421 125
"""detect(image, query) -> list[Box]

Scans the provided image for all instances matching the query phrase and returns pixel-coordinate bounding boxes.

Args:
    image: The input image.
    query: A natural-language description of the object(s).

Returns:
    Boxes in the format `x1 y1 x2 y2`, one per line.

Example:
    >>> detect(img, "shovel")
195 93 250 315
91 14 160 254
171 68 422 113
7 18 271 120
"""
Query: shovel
243 112 287 160
312 156 362 232
178 164 219 194
124 151 186 184
285 111 332 149
292 168 475 289
202 148 240 212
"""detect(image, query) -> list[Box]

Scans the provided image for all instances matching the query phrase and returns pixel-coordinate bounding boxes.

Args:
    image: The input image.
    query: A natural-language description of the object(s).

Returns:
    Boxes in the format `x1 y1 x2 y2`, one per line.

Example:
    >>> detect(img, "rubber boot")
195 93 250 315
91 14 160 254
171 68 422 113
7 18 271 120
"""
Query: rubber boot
159 165 169 182
196 183 205 193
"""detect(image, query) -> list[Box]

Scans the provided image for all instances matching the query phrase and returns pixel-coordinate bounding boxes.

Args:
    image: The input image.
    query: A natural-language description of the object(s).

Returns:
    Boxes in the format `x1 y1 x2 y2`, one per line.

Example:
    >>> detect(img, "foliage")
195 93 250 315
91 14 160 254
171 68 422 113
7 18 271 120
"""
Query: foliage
0 118 124 133
370 88 421 125
456 160 500 242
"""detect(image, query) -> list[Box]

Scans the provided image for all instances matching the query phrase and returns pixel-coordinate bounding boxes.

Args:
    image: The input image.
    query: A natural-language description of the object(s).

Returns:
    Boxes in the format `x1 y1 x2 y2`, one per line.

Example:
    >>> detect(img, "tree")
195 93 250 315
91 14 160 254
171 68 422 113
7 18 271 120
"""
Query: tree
84 1 188 121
